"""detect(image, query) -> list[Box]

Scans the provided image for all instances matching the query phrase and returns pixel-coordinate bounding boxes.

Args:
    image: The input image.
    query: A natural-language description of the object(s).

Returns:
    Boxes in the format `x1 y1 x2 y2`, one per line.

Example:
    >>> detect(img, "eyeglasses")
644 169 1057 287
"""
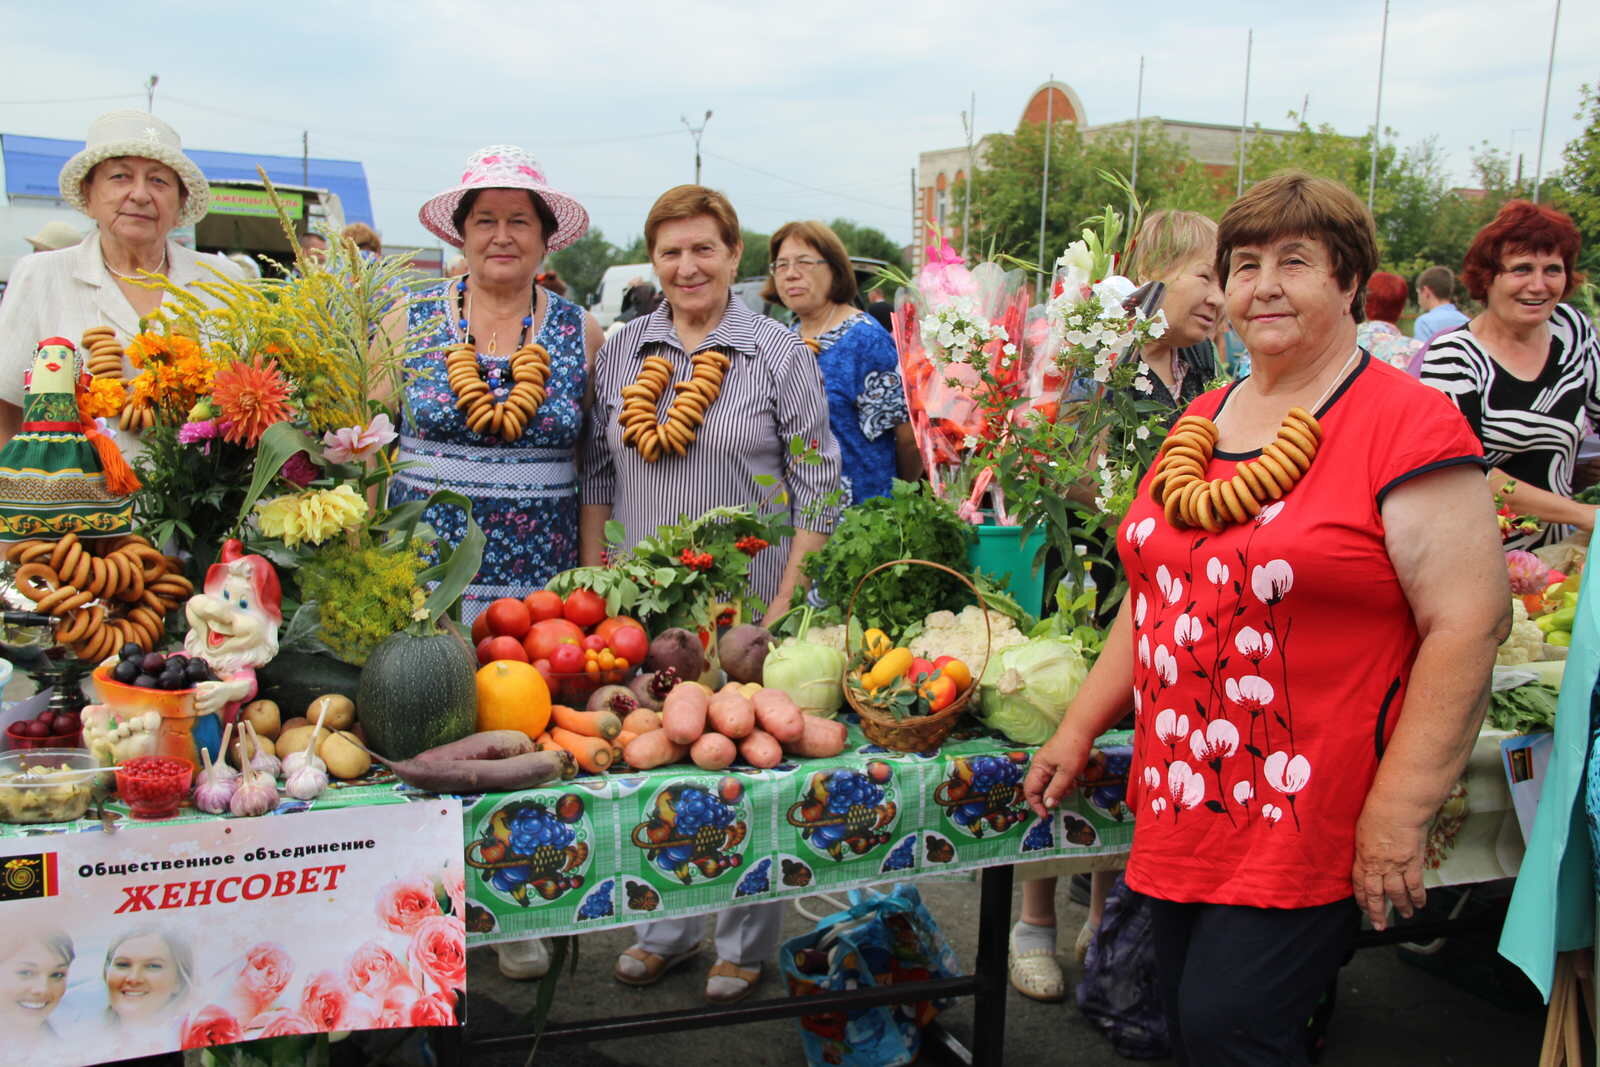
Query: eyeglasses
771 256 825 274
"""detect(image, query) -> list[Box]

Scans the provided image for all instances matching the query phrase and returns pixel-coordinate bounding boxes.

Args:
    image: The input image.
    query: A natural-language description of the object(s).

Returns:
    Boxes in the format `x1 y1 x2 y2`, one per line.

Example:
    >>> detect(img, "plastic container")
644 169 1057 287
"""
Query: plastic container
0 748 98 823
968 523 1048 617
116 755 194 819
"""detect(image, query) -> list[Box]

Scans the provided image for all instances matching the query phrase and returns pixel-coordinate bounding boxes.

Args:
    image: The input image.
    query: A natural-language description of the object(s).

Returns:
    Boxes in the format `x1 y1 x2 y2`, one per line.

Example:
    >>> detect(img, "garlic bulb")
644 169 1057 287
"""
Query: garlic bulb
238 722 281 778
229 769 278 817
284 762 329 800
281 748 325 778
208 723 239 781
194 775 236 814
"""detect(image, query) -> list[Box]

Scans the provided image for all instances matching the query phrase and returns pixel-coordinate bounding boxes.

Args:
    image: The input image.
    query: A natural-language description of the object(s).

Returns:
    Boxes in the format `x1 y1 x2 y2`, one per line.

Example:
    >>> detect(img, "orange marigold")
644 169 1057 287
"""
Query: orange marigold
212 358 293 447
79 378 126 420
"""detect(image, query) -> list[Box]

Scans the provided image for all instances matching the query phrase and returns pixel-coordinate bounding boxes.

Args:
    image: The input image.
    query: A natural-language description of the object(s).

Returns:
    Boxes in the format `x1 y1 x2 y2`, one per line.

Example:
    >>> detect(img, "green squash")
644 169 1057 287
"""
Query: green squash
357 628 477 760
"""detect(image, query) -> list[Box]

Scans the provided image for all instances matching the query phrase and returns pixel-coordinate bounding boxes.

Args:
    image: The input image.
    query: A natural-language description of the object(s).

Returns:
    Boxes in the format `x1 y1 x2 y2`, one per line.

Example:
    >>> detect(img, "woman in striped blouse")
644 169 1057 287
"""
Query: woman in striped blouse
1421 201 1599 549
580 185 842 1003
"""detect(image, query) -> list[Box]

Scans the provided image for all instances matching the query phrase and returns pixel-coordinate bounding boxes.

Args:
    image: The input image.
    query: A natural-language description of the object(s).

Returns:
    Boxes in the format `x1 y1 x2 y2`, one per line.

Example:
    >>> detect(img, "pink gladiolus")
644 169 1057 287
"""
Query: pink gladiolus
443 866 465 918
322 412 396 463
409 914 466 993
181 1005 243 1049
376 876 442 934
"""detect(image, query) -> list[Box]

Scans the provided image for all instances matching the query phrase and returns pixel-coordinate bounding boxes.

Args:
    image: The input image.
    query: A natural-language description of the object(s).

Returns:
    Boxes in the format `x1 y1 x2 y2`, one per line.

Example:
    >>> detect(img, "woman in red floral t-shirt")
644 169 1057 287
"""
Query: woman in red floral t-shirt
1024 172 1510 1066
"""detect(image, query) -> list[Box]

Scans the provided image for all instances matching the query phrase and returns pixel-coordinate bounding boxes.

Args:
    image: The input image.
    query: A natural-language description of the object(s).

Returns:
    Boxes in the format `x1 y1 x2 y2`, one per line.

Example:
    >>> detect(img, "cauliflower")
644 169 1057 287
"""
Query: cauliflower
909 604 1028 676
1497 599 1544 665
805 624 848 654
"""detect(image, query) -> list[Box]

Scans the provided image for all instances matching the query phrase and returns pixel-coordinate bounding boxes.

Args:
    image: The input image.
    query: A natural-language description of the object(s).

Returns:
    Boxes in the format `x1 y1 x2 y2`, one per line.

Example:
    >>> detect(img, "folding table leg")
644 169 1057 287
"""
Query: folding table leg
971 864 1014 1067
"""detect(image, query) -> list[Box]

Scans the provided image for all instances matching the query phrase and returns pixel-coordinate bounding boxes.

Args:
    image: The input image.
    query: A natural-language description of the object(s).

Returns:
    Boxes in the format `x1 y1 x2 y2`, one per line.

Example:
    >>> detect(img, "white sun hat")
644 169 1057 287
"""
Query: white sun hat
418 145 589 252
25 220 83 252
57 110 211 228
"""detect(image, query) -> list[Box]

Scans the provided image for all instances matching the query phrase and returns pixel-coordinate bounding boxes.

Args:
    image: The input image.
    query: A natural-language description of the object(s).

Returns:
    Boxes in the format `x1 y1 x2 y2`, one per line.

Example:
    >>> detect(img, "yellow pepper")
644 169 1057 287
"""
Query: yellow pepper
862 628 893 662
864 647 914 690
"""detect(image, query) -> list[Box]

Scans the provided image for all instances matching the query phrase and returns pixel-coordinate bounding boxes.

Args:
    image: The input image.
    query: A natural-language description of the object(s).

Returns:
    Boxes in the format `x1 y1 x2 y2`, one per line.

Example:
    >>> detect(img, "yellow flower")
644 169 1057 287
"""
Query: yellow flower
255 484 368 547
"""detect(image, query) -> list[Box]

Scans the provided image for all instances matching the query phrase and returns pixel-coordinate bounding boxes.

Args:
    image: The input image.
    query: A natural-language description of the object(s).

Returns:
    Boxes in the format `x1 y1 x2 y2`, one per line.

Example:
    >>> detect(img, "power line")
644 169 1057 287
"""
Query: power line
703 151 901 211
0 93 141 106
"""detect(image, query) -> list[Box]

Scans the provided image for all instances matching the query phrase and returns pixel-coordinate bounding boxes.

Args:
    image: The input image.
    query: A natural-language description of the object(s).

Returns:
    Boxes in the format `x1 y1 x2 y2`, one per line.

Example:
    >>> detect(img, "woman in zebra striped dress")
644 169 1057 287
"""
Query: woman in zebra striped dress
1421 200 1599 550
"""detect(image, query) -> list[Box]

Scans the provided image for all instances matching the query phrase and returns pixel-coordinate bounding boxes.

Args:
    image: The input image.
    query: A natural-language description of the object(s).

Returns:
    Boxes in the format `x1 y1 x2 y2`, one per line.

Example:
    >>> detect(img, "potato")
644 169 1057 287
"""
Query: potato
306 693 356 731
279 716 309 735
319 730 371 780
690 731 736 771
623 729 688 769
228 733 277 768
242 699 281 740
277 723 332 760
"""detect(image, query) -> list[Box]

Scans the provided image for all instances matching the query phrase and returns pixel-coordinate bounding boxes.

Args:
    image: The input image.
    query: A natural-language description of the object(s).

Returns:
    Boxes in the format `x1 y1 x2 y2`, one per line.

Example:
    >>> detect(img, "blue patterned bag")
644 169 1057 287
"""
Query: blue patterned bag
780 884 961 1067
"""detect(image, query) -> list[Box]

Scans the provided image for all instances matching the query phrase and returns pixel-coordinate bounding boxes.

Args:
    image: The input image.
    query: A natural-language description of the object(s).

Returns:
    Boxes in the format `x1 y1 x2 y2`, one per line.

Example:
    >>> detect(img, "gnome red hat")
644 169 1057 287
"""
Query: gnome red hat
204 538 282 623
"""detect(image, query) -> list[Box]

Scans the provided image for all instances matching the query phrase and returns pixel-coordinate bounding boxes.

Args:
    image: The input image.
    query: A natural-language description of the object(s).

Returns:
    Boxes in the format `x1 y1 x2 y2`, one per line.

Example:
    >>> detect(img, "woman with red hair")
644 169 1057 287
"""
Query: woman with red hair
1421 200 1598 549
1357 271 1423 369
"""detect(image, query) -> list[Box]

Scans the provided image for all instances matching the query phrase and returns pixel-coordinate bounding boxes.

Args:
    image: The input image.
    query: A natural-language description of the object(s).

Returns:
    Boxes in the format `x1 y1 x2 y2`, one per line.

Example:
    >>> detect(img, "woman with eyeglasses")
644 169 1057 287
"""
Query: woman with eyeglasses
764 221 921 504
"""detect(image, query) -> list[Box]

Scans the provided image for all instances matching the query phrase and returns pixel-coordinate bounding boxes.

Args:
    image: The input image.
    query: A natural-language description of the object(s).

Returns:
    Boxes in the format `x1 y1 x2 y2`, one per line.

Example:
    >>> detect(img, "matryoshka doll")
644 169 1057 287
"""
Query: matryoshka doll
0 336 138 539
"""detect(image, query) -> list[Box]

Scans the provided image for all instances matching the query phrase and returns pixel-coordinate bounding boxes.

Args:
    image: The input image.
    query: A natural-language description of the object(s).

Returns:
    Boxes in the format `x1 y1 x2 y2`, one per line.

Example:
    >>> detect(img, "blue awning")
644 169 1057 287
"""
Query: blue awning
0 134 373 225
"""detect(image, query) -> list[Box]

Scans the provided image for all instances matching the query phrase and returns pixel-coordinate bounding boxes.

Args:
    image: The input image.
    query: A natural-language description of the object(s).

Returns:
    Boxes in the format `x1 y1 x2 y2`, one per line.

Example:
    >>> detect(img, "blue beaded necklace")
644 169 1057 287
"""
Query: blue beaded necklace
455 275 536 354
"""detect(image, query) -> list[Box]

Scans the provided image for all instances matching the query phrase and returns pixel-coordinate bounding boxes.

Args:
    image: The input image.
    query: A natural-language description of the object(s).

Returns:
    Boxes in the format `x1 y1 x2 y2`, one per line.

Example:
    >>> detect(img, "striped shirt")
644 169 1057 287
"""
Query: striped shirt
580 293 843 604
1420 303 1600 549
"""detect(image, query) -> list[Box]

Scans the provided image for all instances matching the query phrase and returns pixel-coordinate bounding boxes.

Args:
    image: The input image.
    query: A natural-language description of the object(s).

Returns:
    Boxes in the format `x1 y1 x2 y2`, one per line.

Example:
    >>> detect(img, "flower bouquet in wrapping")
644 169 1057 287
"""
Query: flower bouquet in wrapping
888 233 1032 511
111 172 484 664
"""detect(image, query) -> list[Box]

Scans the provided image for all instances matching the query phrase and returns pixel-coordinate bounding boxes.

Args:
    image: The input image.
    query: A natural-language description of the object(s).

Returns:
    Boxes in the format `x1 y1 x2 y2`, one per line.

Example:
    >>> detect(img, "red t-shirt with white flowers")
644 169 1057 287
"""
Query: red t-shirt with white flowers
1117 355 1485 908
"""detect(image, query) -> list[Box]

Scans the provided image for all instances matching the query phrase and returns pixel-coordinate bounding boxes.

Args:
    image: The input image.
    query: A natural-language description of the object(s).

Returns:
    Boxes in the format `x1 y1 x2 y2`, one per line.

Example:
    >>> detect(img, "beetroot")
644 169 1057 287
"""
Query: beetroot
645 628 707 682
587 684 639 715
628 669 678 711
718 624 773 684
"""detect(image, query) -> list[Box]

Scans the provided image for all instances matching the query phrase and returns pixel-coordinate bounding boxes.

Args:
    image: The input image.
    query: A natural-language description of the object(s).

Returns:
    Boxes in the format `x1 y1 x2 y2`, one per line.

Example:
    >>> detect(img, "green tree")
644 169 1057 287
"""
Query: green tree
545 229 617 305
1559 83 1600 278
737 228 770 279
957 120 1226 267
825 218 906 270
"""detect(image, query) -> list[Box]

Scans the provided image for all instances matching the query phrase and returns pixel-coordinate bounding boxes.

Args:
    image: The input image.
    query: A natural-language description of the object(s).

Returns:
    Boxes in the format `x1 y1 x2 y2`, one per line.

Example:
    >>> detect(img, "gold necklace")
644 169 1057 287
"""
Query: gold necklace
618 349 730 462
1150 348 1357 531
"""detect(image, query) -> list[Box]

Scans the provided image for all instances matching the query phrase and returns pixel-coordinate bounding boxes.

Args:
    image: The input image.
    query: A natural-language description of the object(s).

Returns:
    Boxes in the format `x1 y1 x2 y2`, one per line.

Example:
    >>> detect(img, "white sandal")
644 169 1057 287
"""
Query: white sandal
1008 929 1065 1002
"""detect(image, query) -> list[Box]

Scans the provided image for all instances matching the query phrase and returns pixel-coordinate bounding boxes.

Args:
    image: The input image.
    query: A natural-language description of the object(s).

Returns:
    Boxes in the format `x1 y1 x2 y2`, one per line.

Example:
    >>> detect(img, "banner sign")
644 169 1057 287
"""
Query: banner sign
208 186 303 219
0 800 463 1064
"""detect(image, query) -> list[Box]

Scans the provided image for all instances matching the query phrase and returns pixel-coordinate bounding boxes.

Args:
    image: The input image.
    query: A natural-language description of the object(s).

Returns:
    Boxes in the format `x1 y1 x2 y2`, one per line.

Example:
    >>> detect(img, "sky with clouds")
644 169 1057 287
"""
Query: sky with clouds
3 0 1595 255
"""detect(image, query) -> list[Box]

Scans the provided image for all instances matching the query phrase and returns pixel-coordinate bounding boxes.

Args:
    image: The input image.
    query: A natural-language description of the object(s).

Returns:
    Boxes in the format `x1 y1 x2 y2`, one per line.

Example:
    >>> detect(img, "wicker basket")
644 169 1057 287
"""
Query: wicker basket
843 559 991 752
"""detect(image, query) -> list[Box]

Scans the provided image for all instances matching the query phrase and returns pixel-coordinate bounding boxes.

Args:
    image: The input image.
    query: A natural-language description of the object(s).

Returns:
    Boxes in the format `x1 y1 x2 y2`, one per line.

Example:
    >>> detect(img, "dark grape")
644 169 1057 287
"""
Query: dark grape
185 659 212 683
133 674 158 689
165 654 188 670
120 642 144 661
140 653 166 674
49 712 79 734
112 659 140 684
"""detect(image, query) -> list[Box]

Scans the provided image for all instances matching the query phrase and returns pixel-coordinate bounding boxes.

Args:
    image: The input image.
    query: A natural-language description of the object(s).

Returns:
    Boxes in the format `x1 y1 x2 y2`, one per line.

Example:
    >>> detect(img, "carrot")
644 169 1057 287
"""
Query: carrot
533 731 555 751
549 727 614 774
551 704 621 740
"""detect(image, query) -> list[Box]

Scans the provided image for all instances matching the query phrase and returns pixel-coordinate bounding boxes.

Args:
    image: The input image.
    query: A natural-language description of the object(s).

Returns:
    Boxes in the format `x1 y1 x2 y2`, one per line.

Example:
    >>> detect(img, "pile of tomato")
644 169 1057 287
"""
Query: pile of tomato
471 589 649 702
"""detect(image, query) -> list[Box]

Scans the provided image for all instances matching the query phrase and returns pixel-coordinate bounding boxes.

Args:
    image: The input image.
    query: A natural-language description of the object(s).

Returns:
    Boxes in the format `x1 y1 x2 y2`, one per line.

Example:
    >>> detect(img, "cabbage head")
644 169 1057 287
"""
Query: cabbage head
977 636 1090 744
763 637 847 719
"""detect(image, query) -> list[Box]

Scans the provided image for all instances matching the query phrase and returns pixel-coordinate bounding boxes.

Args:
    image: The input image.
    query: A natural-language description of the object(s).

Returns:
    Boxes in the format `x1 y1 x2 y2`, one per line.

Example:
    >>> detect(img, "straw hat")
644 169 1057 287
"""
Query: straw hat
418 146 588 251
57 110 211 227
25 220 83 252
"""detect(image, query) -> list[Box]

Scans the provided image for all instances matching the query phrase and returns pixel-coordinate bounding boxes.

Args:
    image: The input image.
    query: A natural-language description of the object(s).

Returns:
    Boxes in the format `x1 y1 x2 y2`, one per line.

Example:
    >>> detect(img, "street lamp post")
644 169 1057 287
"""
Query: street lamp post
145 74 159 112
682 110 713 184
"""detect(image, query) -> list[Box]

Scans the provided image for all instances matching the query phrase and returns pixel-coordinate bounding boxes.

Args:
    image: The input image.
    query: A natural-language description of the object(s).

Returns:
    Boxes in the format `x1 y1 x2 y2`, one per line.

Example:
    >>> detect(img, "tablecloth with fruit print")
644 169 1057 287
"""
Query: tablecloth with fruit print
458 718 1138 945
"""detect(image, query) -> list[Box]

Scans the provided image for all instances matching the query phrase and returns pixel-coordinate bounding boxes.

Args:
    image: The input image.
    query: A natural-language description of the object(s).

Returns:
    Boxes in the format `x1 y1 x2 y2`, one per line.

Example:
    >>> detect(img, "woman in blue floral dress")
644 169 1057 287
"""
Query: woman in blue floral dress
764 221 920 503
392 147 602 625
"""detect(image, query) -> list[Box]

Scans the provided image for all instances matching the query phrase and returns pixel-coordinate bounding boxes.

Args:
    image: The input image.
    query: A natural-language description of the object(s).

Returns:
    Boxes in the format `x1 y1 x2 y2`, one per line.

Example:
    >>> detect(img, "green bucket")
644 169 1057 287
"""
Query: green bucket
968 523 1047 616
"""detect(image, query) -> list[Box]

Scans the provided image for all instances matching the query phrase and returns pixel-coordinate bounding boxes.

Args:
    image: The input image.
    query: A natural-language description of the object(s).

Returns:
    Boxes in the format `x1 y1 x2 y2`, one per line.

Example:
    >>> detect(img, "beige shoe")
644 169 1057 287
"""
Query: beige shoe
613 943 700 987
1075 918 1096 965
1008 929 1065 1002
705 959 763 1004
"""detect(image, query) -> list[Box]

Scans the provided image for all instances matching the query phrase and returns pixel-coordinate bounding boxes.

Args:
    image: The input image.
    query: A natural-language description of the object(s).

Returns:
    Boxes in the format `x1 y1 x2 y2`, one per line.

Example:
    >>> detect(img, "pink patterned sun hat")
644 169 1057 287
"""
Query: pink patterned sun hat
418 145 589 251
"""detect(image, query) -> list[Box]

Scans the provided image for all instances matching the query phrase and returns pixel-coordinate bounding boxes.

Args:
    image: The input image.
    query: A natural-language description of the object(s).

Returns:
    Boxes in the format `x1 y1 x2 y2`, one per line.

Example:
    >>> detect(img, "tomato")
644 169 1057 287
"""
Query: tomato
549 642 585 676
484 597 533 640
524 618 585 661
524 589 565 623
470 612 493 645
562 588 607 629
477 635 529 666
606 623 649 665
918 675 958 712
582 634 607 652
594 615 644 644
906 657 937 684
532 658 554 690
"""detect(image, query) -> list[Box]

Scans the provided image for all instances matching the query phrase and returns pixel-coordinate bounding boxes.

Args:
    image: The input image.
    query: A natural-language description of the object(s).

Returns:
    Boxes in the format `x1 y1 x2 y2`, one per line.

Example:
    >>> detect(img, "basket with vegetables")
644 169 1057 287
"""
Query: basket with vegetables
843 559 987 752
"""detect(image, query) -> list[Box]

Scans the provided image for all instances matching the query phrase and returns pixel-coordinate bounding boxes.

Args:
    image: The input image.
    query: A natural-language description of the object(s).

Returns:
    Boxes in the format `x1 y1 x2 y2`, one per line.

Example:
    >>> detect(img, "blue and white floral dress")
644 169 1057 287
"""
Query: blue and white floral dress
808 312 908 505
391 281 586 622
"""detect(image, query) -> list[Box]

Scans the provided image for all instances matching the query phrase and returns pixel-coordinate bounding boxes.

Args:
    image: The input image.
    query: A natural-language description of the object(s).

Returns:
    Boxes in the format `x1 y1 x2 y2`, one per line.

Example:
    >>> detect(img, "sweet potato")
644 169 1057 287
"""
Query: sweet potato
414 730 536 763
621 708 662 735
383 750 573 793
623 729 688 769
661 682 710 744
752 689 805 743
783 715 848 758
690 731 737 771
707 687 756 739
738 729 783 769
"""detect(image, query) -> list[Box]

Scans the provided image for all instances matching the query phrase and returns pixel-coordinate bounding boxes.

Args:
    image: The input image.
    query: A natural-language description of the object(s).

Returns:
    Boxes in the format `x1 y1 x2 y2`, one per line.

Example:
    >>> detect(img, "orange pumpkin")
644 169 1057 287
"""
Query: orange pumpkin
475 660 552 738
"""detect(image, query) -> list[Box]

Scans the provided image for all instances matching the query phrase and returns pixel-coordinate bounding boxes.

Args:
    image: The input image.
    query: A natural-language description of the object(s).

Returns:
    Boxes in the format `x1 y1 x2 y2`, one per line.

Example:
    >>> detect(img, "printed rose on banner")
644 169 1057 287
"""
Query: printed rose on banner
379 983 423 1028
409 914 467 994
410 992 458 1027
231 942 294 1018
377 876 442 934
301 970 364 1031
441 865 466 918
346 940 411 999
250 1008 316 1037
181 1005 243 1049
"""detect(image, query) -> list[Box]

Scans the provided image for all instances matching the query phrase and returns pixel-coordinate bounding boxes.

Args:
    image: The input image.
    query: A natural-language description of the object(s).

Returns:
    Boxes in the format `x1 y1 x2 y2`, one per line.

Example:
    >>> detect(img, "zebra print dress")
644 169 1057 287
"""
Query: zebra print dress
1420 303 1600 549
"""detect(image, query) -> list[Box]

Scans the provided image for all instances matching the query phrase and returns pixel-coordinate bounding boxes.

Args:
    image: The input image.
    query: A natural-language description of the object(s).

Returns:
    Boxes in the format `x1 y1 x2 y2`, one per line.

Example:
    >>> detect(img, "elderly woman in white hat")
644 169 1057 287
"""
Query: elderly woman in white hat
0 110 244 449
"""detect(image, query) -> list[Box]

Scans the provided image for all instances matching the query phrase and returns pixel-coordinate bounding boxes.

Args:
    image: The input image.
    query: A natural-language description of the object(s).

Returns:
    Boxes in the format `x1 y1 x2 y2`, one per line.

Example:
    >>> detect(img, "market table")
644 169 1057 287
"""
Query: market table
0 716 1137 1067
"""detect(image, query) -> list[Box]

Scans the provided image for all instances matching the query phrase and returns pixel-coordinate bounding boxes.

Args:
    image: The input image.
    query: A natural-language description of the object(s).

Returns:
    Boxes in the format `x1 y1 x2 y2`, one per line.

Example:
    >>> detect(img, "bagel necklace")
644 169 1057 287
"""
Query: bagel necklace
1149 347 1360 532
444 275 551 442
618 347 731 463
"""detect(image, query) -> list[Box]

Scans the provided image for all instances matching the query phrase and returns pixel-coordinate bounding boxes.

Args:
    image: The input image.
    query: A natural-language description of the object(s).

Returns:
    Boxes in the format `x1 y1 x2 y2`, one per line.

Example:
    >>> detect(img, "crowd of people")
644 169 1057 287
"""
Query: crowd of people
0 107 1595 1063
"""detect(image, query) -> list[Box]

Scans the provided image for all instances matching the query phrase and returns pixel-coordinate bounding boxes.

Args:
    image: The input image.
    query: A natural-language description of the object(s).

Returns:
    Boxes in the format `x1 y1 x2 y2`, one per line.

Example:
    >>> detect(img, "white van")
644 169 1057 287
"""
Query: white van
589 263 656 328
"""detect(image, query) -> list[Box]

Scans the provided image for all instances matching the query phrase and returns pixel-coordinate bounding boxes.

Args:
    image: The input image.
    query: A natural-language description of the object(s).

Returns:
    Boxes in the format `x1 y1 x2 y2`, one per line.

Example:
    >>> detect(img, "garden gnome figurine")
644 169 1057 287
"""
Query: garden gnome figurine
184 539 282 757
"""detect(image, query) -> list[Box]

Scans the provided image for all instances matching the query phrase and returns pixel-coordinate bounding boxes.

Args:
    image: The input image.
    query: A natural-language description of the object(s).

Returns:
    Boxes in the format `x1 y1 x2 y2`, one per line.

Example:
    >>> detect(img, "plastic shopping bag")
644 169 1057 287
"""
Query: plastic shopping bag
780 884 962 1067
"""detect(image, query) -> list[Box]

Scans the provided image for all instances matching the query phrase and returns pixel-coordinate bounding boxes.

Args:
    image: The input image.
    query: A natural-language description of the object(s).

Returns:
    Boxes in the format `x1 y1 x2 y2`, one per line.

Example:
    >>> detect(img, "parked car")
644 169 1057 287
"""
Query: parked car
588 263 656 328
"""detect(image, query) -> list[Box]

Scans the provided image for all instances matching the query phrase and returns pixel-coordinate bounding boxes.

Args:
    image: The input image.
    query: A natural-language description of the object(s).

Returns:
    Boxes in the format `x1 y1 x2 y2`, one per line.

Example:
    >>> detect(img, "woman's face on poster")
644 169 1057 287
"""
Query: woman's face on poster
0 940 69 1029
105 934 180 1021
